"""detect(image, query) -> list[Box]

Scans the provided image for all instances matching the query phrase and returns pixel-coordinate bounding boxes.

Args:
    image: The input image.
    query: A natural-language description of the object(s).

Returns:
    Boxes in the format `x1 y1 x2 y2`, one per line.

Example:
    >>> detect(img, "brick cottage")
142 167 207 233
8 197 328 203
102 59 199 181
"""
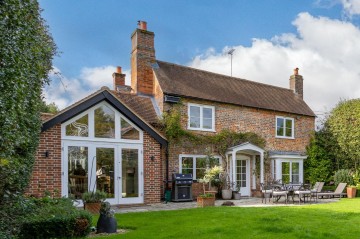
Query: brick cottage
27 21 315 205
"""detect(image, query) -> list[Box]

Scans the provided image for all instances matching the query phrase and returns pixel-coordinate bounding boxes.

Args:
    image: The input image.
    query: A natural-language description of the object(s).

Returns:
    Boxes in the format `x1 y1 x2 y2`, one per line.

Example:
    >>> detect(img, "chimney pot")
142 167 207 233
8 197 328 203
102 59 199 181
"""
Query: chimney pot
116 66 122 73
138 20 147 30
294 67 299 75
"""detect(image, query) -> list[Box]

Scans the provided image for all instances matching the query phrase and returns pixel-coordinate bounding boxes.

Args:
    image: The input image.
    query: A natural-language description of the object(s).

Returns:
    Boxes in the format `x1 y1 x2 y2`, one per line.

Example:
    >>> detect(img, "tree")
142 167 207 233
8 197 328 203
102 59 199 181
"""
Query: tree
0 0 56 202
327 99 360 169
39 101 59 114
0 1 56 237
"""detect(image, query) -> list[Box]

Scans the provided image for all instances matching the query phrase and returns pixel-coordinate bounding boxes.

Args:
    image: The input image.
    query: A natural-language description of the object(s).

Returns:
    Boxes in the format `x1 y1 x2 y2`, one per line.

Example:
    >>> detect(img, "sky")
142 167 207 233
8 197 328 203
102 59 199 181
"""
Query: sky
39 0 360 118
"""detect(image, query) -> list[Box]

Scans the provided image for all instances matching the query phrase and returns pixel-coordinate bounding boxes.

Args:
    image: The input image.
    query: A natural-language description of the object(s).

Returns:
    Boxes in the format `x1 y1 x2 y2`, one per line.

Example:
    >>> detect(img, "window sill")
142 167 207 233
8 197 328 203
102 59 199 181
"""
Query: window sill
187 127 216 132
275 136 295 140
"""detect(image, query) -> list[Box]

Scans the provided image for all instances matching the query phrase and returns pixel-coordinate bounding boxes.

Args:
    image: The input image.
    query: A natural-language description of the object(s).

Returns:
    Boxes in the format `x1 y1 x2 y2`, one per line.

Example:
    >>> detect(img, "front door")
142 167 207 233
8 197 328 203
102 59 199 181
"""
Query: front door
235 155 250 196
62 142 143 205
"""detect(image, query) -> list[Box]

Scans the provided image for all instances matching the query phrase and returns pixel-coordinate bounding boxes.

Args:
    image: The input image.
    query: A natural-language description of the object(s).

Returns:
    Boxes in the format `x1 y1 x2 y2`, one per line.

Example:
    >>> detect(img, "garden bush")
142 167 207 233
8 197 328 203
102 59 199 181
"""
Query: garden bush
16 197 92 239
334 169 354 187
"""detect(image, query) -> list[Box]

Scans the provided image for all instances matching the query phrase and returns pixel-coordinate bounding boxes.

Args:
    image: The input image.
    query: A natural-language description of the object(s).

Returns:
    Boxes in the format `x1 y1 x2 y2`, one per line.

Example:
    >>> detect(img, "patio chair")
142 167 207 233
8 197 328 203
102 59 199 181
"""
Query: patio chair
272 184 288 204
260 183 272 204
310 182 324 202
293 184 312 204
317 183 347 199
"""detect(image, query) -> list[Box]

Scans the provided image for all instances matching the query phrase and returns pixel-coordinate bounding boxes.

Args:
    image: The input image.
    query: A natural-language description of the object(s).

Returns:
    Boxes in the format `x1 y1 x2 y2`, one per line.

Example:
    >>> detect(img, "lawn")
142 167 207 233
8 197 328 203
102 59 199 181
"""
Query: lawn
91 198 360 239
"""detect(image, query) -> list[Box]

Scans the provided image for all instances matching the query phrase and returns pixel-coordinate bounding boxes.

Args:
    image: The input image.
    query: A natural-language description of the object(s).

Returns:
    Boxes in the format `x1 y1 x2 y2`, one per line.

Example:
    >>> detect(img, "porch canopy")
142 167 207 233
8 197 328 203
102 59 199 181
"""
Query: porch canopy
226 142 264 195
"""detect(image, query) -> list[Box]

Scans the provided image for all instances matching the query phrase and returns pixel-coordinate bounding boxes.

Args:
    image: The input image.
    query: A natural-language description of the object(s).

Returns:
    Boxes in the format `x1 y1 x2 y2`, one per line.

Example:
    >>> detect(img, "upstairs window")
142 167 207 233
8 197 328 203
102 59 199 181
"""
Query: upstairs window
188 103 215 131
276 116 294 138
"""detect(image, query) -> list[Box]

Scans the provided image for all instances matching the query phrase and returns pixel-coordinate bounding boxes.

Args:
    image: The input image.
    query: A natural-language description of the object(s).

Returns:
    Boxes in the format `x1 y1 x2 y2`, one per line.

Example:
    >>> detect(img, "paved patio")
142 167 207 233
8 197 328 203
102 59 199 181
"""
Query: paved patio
113 197 340 214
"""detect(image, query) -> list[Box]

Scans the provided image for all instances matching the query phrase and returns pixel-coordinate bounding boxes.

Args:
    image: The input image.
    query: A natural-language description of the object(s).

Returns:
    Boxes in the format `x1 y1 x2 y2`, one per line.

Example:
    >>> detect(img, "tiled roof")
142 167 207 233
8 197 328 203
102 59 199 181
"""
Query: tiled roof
153 61 315 117
112 91 160 124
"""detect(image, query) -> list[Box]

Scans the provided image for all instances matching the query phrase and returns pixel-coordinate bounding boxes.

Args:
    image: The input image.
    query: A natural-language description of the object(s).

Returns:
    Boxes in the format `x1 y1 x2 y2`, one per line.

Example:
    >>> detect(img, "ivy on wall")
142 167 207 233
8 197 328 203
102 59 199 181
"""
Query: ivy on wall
160 103 265 159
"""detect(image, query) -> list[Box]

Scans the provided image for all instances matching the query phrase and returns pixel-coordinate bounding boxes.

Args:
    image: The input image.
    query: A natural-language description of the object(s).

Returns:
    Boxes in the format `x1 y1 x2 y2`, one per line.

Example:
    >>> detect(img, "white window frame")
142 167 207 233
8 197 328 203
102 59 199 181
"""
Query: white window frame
270 156 306 184
179 154 221 180
275 116 294 139
187 103 215 132
61 101 143 143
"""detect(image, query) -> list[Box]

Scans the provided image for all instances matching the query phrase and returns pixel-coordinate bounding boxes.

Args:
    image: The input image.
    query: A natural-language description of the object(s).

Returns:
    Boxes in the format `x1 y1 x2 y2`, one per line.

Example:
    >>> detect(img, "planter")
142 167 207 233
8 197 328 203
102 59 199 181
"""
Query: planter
222 189 232 200
84 202 101 214
197 196 215 207
97 214 117 233
233 192 241 200
347 187 357 198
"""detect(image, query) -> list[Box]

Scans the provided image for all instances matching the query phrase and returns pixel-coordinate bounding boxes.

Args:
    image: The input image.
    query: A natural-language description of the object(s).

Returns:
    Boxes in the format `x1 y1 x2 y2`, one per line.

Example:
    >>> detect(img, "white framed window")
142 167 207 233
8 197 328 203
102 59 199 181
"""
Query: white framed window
62 102 142 143
276 116 294 138
188 103 215 131
272 157 305 184
179 154 221 180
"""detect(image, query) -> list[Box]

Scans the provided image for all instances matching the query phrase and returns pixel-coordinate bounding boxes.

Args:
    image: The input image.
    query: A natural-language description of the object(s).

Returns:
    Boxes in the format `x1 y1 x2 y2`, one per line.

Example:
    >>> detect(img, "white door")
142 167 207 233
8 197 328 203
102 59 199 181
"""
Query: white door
118 145 143 204
62 142 143 205
235 155 250 196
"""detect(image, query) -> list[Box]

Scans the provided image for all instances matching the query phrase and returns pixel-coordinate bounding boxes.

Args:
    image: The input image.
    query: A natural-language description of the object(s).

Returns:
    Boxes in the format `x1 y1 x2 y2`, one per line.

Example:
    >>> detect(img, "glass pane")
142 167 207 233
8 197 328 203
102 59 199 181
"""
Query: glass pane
95 105 115 138
292 162 299 174
209 158 220 168
203 107 213 118
282 162 290 183
189 106 201 128
292 175 300 183
96 148 114 198
236 160 246 190
196 169 205 180
68 146 88 199
190 106 200 117
203 118 212 129
121 118 140 140
122 149 139 198
190 117 200 128
182 157 193 168
276 118 284 136
182 168 193 175
196 158 207 168
65 115 89 137
285 128 292 137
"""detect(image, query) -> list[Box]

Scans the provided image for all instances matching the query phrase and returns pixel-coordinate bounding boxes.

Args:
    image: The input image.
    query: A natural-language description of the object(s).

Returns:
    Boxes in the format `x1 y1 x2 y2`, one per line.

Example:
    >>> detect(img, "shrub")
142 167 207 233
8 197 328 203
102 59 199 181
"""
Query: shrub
334 169 354 187
18 197 92 239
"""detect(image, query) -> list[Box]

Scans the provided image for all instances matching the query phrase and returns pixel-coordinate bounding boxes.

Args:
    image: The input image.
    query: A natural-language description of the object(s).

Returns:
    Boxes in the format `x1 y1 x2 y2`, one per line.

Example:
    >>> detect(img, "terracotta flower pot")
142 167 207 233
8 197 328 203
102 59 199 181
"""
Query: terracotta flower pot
197 196 215 207
347 187 357 198
84 202 101 214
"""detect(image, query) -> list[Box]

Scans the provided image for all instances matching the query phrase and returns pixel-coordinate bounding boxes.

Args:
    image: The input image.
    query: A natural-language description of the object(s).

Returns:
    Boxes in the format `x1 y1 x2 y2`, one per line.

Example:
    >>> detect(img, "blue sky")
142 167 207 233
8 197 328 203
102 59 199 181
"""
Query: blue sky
39 0 360 115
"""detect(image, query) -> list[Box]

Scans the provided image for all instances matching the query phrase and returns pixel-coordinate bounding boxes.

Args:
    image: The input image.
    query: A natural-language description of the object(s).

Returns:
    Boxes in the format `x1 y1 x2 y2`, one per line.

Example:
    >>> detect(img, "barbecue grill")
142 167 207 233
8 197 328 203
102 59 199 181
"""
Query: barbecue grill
172 173 193 202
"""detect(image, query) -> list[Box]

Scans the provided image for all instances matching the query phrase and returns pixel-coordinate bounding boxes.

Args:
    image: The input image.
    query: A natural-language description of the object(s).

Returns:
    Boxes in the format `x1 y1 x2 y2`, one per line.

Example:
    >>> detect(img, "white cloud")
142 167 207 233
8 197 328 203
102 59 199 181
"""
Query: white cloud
341 0 360 17
43 65 131 110
188 12 360 115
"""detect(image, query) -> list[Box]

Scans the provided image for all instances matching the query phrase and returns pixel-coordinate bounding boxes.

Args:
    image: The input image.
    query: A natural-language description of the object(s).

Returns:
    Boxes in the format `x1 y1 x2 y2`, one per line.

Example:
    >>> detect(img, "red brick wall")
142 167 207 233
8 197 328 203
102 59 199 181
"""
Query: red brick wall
26 124 62 197
143 132 163 204
172 98 315 153
27 124 164 204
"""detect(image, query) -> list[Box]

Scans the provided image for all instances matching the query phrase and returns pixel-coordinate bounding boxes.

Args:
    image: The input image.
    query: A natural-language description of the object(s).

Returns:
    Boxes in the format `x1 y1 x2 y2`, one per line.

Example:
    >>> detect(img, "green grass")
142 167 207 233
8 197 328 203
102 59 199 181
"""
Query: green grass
91 198 360 239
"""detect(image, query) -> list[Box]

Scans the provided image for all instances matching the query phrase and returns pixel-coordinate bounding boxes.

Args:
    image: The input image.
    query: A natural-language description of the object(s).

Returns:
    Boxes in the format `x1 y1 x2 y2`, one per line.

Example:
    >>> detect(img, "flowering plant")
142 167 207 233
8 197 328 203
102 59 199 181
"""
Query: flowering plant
199 165 224 196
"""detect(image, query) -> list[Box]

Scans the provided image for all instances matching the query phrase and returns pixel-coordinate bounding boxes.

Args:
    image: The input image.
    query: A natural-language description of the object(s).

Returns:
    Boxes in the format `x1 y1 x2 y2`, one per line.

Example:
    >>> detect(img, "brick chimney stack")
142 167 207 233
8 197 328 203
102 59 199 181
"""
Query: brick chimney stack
113 66 126 91
131 20 156 95
289 67 303 99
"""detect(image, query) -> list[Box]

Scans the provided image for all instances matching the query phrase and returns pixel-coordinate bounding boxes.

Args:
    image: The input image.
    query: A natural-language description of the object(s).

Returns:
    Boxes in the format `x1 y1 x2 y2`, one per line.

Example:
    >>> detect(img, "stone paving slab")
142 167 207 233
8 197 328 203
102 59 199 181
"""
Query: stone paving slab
113 197 340 214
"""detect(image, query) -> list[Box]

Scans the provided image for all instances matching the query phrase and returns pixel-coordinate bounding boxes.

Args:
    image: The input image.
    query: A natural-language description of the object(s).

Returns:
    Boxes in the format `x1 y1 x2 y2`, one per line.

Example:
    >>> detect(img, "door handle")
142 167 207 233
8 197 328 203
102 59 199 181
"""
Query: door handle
117 177 121 180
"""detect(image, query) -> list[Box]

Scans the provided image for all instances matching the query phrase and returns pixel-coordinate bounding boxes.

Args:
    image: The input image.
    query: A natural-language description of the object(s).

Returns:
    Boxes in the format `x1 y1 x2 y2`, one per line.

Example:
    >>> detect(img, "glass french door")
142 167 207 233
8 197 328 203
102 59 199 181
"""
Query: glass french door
62 142 143 205
235 155 250 196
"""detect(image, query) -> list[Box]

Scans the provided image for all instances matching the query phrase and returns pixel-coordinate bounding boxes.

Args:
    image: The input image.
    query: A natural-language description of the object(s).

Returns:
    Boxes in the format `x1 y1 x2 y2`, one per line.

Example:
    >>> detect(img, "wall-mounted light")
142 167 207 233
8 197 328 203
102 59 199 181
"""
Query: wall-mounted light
150 156 155 161
44 151 49 158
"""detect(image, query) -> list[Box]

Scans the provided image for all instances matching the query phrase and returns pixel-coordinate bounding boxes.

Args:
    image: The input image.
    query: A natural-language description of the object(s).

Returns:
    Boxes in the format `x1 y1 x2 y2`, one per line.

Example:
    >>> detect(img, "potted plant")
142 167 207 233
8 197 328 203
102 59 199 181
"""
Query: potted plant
82 190 107 214
197 166 223 207
232 182 241 200
219 172 233 200
96 202 117 233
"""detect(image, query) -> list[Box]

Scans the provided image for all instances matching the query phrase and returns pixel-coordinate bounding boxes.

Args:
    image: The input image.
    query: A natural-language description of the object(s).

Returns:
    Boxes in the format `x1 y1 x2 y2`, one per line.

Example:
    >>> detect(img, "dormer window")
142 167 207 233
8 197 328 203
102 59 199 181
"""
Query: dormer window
276 116 294 138
188 103 215 131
